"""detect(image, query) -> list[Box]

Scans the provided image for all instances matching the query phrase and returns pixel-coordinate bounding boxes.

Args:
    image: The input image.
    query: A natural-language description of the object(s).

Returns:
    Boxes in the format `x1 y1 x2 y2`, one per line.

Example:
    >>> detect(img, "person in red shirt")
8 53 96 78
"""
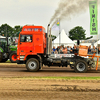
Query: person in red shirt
62 47 67 54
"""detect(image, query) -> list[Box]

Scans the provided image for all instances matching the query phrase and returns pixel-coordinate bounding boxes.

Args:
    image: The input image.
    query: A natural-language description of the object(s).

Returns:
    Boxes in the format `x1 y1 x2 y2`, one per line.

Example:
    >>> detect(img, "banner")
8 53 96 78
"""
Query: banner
89 0 98 35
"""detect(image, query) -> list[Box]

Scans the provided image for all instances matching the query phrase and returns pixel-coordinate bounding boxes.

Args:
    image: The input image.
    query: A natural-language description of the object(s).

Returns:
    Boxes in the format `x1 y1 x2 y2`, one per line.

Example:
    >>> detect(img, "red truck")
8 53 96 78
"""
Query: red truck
17 25 97 73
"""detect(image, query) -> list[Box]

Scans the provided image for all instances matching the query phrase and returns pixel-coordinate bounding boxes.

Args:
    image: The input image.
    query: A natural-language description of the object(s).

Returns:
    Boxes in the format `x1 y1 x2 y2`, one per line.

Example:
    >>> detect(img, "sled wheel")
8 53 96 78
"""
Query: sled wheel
74 60 88 73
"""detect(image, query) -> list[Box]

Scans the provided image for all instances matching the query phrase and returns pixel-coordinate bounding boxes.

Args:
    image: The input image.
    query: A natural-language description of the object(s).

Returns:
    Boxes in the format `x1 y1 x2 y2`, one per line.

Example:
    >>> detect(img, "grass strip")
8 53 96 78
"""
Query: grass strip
1 76 100 80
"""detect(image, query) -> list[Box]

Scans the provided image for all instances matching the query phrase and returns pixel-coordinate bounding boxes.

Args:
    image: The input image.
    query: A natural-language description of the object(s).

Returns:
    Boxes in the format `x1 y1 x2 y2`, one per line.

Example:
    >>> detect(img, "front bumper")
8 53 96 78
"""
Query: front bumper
17 60 25 64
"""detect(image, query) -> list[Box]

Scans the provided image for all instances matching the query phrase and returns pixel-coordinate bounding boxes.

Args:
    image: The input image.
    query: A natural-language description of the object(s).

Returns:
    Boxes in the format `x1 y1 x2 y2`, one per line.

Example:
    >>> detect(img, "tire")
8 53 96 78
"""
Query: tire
9 52 17 63
74 60 88 73
1 58 8 62
26 58 39 72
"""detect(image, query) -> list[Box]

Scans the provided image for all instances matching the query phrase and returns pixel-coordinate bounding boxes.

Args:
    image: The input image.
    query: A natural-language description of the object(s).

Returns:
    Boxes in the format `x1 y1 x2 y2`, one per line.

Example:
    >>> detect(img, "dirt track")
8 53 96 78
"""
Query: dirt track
1 79 100 100
0 63 100 100
0 63 100 77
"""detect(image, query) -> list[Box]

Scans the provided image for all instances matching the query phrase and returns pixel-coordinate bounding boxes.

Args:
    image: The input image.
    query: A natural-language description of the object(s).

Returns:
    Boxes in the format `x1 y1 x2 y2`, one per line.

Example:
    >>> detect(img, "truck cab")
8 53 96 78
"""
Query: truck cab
17 25 46 64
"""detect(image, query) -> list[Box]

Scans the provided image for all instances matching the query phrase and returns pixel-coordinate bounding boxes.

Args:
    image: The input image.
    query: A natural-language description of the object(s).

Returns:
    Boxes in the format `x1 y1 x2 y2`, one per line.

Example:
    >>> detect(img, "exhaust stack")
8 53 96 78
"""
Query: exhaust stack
46 24 50 55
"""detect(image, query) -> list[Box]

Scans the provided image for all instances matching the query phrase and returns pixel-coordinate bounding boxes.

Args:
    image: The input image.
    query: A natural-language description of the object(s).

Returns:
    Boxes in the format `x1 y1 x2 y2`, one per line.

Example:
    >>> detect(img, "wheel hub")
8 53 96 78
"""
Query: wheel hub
31 63 34 67
12 54 17 61
77 62 85 72
79 64 83 68
28 61 37 70
14 56 17 59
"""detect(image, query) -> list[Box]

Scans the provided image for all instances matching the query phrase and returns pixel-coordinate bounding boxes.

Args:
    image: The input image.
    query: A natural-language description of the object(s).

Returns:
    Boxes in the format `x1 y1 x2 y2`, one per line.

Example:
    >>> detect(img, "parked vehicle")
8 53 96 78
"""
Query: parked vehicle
0 37 17 63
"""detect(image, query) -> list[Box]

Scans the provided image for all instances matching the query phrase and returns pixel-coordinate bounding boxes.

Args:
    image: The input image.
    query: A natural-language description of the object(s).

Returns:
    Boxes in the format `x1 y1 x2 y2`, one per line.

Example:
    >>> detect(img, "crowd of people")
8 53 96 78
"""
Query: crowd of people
51 45 100 54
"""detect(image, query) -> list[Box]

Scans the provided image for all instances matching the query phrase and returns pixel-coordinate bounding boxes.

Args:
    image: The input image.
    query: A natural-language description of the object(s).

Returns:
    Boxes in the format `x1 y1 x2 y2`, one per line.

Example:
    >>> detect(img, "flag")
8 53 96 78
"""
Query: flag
89 0 98 35
52 21 60 31
15 38 18 43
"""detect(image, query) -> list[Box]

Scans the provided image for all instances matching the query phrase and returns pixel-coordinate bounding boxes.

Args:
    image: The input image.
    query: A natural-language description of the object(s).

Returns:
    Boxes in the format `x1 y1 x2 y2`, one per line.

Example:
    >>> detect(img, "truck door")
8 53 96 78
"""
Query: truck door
19 34 34 55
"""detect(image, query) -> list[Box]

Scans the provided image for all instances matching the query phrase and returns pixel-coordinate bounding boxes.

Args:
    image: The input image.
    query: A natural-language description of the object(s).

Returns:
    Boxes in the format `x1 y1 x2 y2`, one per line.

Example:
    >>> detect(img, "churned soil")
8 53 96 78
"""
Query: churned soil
0 79 100 100
0 63 100 100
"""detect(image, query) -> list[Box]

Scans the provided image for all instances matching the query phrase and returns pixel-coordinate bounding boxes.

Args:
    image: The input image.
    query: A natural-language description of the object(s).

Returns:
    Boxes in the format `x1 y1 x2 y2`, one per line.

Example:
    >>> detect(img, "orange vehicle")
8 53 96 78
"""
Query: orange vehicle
17 25 99 73
17 25 46 56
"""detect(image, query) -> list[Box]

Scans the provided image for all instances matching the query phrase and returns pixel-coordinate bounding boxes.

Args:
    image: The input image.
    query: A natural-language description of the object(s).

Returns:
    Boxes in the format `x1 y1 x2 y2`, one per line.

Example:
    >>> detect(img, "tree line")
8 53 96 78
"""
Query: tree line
0 24 93 42
0 23 57 41
0 24 22 37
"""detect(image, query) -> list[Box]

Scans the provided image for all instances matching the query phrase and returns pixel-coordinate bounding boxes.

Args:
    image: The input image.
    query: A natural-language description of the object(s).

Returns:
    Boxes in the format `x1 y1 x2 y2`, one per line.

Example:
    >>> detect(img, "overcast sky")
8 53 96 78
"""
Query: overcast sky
0 0 100 39
0 0 60 27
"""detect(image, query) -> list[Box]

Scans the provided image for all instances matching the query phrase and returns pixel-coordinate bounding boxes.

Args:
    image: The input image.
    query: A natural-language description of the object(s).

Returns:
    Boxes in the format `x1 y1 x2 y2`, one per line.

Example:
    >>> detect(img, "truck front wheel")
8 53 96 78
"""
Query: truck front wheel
26 58 39 72
74 60 88 73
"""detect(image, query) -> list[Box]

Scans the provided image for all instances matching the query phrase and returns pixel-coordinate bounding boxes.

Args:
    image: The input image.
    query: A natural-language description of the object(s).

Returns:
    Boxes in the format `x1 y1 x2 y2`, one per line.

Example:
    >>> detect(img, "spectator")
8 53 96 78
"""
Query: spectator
62 45 64 49
69 46 73 53
88 45 91 54
77 45 79 49
56 46 60 52
58 46 63 54
72 45 78 54
98 47 100 54
62 47 67 54
51 49 54 54
73 44 76 49
91 46 97 54
54 50 58 54
67 46 71 54
53 46 56 52
96 46 98 50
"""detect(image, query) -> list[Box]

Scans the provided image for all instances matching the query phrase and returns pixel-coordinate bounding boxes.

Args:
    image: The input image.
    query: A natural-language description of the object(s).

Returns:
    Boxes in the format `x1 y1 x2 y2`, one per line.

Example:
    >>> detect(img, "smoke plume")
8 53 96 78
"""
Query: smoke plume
50 0 99 25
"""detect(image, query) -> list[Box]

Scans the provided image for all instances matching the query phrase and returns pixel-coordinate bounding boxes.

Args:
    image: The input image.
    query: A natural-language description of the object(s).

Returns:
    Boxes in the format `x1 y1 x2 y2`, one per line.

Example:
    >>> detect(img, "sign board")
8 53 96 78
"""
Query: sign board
89 0 98 35
55 54 74 58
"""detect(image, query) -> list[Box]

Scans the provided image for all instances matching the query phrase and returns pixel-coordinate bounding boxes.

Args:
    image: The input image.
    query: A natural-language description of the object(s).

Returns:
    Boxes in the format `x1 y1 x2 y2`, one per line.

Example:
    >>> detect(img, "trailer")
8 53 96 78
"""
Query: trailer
17 25 100 73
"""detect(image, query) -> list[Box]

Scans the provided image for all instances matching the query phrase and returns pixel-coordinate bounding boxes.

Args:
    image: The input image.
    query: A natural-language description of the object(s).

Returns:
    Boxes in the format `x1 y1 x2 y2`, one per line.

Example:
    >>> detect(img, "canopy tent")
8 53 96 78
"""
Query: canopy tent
94 40 100 46
52 29 75 47
0 35 6 38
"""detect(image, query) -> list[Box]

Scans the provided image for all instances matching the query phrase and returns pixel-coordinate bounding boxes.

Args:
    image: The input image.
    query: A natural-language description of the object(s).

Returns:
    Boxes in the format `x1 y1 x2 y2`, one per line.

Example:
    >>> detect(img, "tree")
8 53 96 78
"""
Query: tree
13 25 22 37
49 35 56 41
0 24 14 37
0 24 22 37
69 26 93 45
69 26 86 40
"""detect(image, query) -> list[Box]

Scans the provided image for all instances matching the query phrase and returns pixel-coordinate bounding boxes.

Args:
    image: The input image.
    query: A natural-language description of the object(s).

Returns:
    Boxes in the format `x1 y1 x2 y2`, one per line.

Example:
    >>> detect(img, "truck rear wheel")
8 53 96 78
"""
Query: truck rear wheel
26 58 39 72
9 52 17 63
74 60 88 73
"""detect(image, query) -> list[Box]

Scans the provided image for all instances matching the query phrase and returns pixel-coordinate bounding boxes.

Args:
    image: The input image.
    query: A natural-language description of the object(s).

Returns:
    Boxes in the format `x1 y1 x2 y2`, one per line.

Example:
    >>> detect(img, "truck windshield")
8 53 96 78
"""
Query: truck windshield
20 35 32 42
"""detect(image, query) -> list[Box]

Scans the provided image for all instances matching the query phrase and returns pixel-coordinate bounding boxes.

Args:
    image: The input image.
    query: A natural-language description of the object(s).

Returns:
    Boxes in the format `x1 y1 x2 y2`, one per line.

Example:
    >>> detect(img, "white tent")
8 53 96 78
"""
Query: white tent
94 40 100 46
0 35 6 38
52 29 75 47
